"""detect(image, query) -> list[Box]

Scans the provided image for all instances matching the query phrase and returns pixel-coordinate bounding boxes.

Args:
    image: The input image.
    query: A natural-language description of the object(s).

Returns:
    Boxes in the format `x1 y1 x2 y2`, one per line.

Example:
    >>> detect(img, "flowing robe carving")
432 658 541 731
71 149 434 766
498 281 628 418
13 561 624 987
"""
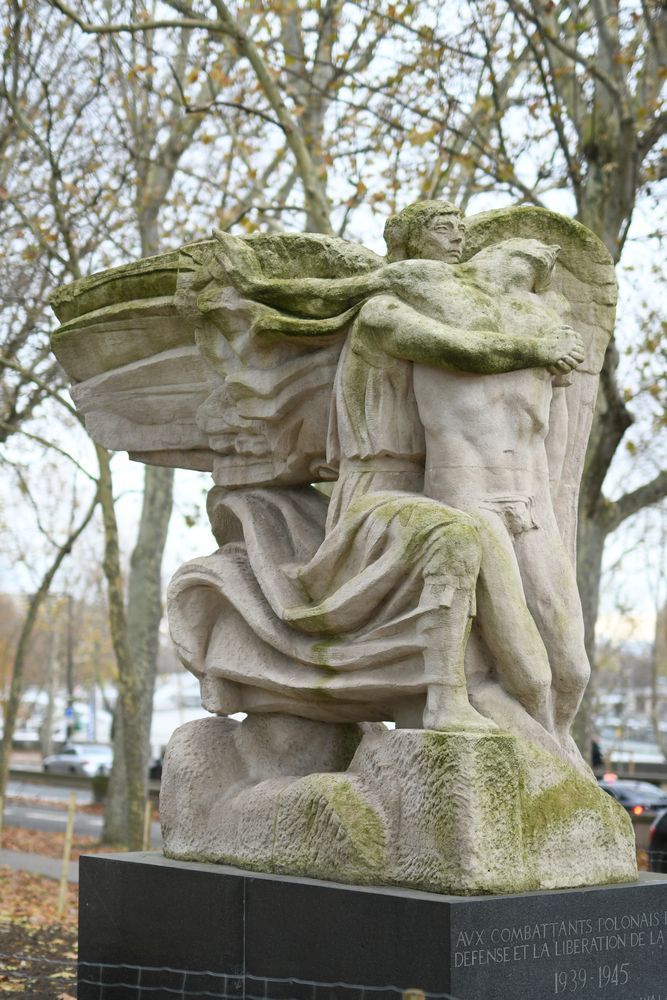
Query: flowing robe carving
161 208 616 763
169 240 482 728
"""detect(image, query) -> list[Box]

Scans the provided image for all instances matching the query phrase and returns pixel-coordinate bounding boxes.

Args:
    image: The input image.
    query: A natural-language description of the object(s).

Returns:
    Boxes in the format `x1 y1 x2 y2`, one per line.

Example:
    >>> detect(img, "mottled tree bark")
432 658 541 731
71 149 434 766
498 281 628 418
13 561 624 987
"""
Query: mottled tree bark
651 605 667 760
102 463 174 847
96 445 141 848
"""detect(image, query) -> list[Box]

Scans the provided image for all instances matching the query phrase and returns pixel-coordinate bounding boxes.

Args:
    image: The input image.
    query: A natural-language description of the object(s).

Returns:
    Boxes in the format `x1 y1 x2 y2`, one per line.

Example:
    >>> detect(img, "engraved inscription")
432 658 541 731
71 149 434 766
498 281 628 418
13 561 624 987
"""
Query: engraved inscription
553 963 630 993
454 911 666 968
452 909 667 986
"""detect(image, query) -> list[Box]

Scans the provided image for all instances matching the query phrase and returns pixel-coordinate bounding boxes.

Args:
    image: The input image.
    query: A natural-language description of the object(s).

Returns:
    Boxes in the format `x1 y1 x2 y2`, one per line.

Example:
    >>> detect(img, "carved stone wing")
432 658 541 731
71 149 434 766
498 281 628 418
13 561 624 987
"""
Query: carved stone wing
177 231 383 487
50 244 217 470
50 232 382 483
462 206 616 562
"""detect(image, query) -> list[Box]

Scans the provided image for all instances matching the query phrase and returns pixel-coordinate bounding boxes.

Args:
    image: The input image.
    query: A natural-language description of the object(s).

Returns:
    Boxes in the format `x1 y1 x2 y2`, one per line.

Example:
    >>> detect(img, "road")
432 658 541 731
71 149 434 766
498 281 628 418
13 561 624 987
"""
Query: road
8 776 93 804
5 779 162 847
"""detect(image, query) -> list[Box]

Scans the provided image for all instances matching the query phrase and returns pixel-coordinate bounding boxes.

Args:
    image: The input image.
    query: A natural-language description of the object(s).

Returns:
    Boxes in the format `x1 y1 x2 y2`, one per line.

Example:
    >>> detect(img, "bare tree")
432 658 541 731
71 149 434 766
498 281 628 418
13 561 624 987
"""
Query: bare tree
33 0 667 755
2 1 285 846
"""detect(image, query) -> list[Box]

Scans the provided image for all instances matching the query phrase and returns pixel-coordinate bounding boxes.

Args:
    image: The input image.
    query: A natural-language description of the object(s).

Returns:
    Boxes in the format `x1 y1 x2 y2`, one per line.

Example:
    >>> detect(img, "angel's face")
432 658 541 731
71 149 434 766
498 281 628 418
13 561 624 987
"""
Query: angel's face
416 213 465 262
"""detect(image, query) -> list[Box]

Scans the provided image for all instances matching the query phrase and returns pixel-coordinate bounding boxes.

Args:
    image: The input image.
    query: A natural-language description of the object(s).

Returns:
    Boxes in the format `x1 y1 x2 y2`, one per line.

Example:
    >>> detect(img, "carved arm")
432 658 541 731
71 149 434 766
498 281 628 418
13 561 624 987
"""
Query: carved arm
357 294 583 376
213 249 388 319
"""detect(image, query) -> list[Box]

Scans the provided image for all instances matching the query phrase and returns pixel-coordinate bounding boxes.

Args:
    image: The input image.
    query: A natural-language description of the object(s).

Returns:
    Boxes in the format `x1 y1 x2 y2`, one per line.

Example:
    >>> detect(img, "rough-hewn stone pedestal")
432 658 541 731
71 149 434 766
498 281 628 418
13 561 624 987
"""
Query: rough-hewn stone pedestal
160 716 637 894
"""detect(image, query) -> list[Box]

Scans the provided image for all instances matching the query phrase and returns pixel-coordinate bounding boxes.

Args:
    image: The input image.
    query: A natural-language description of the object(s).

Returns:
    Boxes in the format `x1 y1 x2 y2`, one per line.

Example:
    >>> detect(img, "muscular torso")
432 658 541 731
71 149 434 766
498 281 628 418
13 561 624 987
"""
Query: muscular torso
345 258 566 503
415 364 552 503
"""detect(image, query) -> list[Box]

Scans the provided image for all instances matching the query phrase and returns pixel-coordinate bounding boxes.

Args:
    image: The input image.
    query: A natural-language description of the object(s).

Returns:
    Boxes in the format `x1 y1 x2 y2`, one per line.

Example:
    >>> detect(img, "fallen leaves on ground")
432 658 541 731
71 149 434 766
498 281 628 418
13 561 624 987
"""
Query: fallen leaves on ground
0 867 78 928
0 826 102 860
6 794 105 816
0 821 139 860
0 913 77 997
0 868 77 996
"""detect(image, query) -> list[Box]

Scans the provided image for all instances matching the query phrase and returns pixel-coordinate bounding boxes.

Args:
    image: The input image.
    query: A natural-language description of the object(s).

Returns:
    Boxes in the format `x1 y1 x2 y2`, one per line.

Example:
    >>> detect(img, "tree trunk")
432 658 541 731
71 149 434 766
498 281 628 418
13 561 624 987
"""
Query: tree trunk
101 156 175 845
131 465 174 762
0 487 98 834
570 266 633 747
103 463 174 846
96 445 144 849
40 627 58 758
570 136 637 747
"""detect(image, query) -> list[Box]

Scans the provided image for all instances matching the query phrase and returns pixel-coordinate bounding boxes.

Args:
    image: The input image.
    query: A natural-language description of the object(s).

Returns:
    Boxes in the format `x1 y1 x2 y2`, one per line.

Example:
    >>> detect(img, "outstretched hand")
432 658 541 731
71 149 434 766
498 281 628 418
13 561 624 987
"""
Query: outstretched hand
541 325 585 375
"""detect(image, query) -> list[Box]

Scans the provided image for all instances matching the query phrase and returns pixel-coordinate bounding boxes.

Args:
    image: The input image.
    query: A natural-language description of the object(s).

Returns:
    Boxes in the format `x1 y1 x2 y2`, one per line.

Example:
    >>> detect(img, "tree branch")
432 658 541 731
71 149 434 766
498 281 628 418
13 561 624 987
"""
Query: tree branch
606 470 667 531
506 0 624 104
0 356 81 420
48 0 211 34
639 110 667 156
181 94 283 130
206 0 332 233
0 421 97 481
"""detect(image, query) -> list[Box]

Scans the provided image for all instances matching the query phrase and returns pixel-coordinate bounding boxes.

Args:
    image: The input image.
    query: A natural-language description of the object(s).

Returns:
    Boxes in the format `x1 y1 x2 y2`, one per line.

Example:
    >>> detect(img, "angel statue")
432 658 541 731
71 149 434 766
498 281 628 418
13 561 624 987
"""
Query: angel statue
52 201 635 893
168 201 604 768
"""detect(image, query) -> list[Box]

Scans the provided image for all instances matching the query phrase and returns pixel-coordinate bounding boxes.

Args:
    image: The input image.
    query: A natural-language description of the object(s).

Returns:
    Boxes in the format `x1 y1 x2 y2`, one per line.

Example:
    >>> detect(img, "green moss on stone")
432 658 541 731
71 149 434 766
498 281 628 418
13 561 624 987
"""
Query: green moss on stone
517 742 636 886
302 775 387 872
523 771 632 843
50 250 191 323
344 492 480 584
418 730 528 894
306 638 338 699
311 638 338 667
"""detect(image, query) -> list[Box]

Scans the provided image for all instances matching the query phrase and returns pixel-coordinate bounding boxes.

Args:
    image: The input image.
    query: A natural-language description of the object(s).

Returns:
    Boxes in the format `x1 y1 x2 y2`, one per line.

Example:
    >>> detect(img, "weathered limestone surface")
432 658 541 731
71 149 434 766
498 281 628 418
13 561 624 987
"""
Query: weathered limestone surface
51 200 638 894
160 716 636 895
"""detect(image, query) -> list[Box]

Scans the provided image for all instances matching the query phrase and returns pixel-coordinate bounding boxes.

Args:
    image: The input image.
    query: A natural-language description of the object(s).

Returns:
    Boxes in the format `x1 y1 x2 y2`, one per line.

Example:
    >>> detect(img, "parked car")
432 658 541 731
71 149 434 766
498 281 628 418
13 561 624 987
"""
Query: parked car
148 756 163 781
597 776 667 817
43 743 113 777
649 810 667 873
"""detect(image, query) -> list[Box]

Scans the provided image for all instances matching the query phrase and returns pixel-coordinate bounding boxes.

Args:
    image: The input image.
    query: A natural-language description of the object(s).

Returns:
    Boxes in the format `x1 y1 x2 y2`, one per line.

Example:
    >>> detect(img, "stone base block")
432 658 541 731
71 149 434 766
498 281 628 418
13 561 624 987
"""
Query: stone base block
160 716 637 894
78 853 667 999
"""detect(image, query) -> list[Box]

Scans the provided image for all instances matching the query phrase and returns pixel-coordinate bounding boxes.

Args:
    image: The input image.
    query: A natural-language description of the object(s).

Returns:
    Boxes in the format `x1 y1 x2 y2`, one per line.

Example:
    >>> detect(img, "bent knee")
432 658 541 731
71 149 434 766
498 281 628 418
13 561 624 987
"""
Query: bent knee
445 520 482 555
426 521 482 579
554 657 590 695
523 669 552 709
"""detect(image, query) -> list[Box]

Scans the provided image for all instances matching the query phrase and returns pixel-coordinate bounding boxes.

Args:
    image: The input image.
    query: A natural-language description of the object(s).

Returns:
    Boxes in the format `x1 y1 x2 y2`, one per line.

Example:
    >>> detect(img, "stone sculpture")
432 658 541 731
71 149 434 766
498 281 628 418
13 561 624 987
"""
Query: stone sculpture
51 202 637 894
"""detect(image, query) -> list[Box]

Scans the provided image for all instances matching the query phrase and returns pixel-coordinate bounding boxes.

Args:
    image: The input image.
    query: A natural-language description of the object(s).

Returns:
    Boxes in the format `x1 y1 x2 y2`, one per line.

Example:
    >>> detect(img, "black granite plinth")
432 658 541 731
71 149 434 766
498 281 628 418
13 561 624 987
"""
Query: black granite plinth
78 853 667 1000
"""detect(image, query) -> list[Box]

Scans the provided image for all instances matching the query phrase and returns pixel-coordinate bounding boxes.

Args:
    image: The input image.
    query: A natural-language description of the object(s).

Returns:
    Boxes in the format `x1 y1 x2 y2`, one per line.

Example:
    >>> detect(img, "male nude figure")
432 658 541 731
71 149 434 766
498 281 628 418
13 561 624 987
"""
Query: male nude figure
420 242 588 742
318 205 584 737
355 220 587 740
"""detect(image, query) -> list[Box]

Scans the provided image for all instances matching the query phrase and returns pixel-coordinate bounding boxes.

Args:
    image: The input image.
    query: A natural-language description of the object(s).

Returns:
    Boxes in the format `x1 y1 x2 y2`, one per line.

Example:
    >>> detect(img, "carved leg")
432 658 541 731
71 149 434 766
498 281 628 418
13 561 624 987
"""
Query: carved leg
472 511 555 735
419 588 498 733
512 511 590 745
416 518 497 733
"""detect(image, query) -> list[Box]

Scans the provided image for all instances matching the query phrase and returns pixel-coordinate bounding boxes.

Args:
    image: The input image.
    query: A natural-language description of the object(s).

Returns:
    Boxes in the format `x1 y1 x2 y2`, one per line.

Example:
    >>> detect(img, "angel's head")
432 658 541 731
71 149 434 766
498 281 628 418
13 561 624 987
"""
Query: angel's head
384 200 465 263
467 238 560 293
